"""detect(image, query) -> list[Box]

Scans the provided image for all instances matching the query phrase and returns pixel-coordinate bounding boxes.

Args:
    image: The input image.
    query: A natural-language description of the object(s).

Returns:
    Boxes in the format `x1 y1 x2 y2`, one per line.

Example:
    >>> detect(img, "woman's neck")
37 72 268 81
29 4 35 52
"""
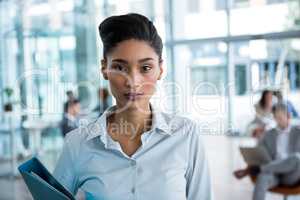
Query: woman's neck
109 103 152 139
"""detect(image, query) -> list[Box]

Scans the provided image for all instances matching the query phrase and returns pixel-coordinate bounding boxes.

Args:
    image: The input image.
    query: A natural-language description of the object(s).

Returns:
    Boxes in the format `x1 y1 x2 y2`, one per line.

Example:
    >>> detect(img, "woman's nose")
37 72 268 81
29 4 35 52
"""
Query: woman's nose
125 71 142 89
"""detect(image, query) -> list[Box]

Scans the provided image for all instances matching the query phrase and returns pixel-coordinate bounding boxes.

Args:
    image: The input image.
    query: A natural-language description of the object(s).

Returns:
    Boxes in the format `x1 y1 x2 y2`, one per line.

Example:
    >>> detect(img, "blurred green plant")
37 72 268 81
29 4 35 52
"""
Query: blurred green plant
4 87 13 99
3 87 14 112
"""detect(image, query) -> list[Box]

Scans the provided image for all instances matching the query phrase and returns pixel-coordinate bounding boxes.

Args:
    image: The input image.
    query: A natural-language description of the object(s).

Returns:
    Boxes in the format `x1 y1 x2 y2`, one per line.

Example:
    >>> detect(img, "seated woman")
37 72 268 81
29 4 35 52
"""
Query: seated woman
235 103 300 200
53 13 212 200
246 90 276 138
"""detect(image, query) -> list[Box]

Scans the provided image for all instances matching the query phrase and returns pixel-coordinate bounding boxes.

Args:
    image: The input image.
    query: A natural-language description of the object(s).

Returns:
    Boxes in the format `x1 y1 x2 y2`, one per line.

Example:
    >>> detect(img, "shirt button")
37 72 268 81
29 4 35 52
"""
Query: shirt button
130 160 136 166
131 188 135 194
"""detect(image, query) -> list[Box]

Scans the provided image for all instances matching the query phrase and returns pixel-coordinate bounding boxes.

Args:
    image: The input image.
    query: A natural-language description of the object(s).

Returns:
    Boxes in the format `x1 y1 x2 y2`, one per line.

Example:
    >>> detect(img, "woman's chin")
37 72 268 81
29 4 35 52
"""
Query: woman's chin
118 99 149 111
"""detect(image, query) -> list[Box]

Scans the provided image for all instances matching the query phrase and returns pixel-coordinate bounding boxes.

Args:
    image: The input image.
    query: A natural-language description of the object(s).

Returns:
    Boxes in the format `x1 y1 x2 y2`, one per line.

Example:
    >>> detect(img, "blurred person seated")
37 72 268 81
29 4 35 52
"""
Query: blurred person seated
93 88 110 116
274 90 299 118
61 99 81 136
234 103 300 200
246 90 276 138
63 90 76 114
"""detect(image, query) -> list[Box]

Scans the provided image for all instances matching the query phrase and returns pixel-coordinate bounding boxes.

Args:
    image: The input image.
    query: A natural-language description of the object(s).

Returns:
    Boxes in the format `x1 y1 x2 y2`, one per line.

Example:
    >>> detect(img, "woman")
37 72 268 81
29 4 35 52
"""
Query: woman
247 90 275 138
255 90 273 119
54 13 212 200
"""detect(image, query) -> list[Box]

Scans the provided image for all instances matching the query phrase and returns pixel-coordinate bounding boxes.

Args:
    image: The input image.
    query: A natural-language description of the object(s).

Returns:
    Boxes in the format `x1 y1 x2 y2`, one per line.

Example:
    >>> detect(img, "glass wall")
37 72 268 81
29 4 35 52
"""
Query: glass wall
0 0 169 122
172 0 228 40
1 1 300 199
169 0 300 134
230 0 300 35
0 0 299 134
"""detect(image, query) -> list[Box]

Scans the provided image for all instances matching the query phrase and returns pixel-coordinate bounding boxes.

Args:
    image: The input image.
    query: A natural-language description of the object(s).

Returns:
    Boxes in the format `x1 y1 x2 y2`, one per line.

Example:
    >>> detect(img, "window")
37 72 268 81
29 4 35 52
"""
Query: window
188 0 200 13
191 66 226 95
172 0 228 40
230 0 300 35
235 65 247 95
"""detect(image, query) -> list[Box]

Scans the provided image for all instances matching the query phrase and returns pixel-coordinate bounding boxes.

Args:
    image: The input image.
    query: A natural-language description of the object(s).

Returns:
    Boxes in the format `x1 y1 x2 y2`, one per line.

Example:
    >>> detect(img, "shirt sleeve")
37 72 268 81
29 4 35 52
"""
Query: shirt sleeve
53 136 78 195
185 122 213 200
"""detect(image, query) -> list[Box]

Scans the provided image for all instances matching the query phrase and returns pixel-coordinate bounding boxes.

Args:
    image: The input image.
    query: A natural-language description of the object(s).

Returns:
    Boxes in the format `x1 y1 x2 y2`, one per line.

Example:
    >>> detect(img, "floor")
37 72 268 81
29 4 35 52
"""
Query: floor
0 134 298 200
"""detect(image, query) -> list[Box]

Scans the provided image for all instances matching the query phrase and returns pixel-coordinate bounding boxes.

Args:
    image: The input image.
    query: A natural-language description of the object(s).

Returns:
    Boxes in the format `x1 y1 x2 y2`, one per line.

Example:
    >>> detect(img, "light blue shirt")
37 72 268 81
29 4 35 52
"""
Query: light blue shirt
53 105 212 200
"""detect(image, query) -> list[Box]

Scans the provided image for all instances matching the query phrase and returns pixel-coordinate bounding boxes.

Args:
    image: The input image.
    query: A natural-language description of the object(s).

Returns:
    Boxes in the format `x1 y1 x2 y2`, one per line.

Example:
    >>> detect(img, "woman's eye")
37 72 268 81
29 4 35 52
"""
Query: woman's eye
113 65 127 72
141 65 152 73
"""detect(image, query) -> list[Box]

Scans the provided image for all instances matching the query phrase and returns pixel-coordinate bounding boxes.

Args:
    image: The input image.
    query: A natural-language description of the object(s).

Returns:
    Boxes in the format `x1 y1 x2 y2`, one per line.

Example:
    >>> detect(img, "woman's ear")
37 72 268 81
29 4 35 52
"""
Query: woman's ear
158 60 164 80
101 59 108 80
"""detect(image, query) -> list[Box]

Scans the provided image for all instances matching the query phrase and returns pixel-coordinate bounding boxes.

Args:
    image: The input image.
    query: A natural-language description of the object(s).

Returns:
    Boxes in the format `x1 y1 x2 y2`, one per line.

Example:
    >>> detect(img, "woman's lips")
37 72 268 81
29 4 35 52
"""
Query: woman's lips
124 92 144 100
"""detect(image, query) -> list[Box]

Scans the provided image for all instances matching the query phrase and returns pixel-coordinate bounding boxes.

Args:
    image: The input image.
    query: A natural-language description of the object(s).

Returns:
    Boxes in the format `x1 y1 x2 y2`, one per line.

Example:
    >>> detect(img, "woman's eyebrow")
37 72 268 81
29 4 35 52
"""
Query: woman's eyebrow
112 58 155 63
112 59 128 64
138 58 154 63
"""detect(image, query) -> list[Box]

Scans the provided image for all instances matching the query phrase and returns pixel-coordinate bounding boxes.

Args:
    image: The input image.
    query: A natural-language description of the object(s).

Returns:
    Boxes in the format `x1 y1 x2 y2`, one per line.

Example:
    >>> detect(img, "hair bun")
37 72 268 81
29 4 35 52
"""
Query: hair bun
98 13 163 59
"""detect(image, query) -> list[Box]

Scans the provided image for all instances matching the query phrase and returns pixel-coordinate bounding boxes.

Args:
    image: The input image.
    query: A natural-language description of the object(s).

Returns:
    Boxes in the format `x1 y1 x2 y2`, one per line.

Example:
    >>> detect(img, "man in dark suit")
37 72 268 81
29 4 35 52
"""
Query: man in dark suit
61 99 80 136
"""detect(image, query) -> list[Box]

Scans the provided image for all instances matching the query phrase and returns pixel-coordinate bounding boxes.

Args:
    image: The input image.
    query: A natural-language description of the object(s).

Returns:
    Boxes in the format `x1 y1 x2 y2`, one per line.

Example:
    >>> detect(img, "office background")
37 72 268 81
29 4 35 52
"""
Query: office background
0 0 300 199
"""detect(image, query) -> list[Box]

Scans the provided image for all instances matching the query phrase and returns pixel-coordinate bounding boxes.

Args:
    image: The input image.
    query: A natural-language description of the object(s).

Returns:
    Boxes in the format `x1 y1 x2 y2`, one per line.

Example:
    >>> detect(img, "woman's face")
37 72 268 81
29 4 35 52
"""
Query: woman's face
101 39 163 112
265 91 273 107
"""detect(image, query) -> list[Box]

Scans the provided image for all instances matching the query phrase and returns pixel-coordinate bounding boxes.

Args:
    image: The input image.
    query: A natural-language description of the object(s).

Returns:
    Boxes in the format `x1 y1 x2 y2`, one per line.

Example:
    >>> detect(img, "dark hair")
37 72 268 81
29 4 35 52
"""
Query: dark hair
259 90 273 109
98 13 163 60
66 90 74 97
64 99 80 113
272 103 289 115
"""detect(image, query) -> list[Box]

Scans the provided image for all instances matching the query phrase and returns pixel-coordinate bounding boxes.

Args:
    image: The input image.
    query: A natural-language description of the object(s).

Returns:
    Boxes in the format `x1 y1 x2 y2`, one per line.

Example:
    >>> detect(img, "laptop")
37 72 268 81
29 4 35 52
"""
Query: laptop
240 146 272 166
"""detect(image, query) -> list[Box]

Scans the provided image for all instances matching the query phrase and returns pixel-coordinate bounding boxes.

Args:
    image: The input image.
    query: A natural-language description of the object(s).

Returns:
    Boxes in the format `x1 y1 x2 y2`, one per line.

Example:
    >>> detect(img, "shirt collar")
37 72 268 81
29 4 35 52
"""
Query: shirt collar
65 113 76 122
150 104 171 135
276 125 291 134
85 104 172 141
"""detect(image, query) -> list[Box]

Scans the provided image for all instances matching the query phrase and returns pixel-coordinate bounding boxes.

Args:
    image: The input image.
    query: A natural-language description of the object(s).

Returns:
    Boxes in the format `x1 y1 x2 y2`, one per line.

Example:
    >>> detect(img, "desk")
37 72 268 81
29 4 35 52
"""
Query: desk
0 113 22 177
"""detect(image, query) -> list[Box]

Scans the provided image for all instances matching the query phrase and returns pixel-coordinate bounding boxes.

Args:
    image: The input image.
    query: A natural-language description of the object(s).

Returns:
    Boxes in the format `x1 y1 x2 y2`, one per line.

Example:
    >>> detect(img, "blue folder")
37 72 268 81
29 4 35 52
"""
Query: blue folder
18 157 75 200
